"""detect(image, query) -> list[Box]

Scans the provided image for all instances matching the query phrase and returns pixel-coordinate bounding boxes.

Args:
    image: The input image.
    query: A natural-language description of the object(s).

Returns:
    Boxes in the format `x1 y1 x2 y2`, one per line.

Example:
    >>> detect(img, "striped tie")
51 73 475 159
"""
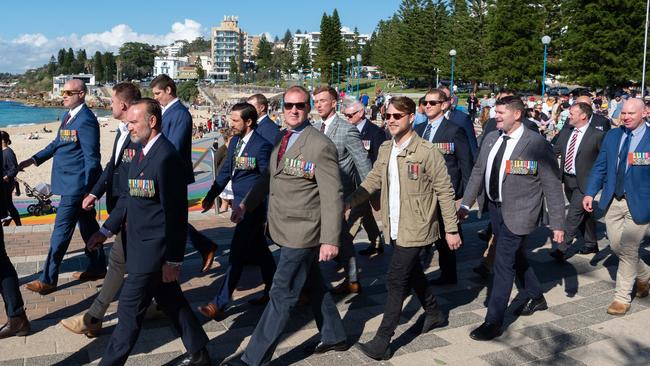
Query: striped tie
564 129 580 173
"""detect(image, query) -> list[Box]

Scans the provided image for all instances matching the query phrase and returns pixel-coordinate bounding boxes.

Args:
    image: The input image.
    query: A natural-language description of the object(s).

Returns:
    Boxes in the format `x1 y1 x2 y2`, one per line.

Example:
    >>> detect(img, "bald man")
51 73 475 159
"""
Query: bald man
566 94 612 132
584 98 650 316
19 79 104 294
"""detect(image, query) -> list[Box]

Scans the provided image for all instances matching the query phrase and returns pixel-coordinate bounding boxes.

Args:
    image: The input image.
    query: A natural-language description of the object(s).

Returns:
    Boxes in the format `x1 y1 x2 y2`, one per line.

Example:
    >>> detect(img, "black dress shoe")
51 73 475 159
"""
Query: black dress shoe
174 347 211 366
359 244 383 256
422 310 446 333
469 322 503 341
578 246 599 255
357 337 391 360
518 296 548 316
312 340 348 354
472 264 490 279
549 249 565 262
429 276 457 286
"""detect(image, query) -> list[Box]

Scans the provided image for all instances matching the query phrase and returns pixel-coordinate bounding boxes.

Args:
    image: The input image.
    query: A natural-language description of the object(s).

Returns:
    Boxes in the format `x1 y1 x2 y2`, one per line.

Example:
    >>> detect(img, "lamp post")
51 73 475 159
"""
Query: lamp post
337 61 341 91
541 36 551 97
299 68 303 87
449 49 457 96
356 53 362 100
311 69 314 90
318 67 322 85
276 69 280 87
345 57 350 95
331 62 334 85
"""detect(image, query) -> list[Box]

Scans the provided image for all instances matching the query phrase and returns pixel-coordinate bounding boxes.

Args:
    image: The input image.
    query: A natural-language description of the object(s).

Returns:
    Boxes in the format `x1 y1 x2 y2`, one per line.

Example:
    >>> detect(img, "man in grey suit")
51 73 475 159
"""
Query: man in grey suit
458 96 565 341
313 86 372 294
224 86 347 366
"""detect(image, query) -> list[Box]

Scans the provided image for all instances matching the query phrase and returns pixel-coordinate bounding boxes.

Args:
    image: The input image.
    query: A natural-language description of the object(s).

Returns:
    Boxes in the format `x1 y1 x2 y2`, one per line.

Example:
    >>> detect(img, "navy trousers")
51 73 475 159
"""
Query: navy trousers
241 246 346 366
40 194 105 285
98 271 208 366
0 225 24 317
187 224 214 255
486 201 543 326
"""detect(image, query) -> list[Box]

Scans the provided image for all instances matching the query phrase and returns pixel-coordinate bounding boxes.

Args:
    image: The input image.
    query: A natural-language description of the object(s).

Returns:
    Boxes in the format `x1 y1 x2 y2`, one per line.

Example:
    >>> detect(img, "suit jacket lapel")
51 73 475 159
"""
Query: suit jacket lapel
327 117 340 138
634 126 650 152
576 125 594 158
132 137 162 177
275 127 310 176
509 128 532 162
431 118 448 142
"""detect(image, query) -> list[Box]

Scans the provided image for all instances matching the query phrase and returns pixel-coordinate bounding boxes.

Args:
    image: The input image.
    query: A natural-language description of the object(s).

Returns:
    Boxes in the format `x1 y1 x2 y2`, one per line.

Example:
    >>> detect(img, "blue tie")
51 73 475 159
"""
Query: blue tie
614 130 632 199
423 123 433 141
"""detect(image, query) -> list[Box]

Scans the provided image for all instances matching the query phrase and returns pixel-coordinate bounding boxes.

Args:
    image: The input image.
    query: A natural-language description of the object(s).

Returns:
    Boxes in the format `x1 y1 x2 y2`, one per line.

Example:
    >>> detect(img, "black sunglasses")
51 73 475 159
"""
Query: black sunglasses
344 110 362 118
284 102 307 110
422 100 445 107
383 113 407 120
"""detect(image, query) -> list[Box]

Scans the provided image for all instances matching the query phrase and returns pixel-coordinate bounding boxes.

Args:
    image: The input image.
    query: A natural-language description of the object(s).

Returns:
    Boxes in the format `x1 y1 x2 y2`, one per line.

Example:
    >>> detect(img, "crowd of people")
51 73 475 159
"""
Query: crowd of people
0 75 648 366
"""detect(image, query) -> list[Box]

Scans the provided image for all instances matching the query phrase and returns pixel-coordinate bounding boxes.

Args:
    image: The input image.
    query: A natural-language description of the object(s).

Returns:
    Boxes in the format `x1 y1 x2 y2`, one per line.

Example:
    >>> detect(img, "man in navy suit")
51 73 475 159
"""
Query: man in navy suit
343 100 386 256
19 79 105 294
60 82 141 337
584 98 650 316
197 103 276 320
441 86 478 158
414 88 473 285
88 98 210 366
151 75 218 273
247 94 281 146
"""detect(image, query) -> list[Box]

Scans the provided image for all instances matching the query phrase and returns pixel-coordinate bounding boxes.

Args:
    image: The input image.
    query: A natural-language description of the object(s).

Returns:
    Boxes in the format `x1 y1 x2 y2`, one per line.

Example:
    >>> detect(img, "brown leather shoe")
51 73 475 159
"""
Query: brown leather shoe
331 281 361 295
201 244 218 272
0 313 30 339
636 278 650 298
197 303 226 321
606 300 631 315
248 294 270 306
60 313 102 338
25 280 56 294
72 271 107 282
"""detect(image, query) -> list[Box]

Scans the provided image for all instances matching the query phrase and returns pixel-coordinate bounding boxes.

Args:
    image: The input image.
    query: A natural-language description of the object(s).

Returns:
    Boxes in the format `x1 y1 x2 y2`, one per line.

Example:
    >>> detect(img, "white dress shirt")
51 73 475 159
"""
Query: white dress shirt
236 130 254 157
388 135 413 240
161 98 179 115
321 114 336 135
257 114 268 123
356 119 367 133
564 123 589 175
424 115 445 142
114 122 130 164
66 103 85 122
485 124 525 202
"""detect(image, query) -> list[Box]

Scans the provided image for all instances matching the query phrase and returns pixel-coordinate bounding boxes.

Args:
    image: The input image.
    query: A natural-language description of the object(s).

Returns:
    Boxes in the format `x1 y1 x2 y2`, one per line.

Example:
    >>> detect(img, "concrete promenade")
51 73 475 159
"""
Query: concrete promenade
1 210 649 365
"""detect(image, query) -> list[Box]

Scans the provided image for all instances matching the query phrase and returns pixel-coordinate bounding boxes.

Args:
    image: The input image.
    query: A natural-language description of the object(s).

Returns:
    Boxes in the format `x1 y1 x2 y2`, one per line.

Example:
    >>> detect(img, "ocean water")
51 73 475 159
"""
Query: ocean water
0 100 109 127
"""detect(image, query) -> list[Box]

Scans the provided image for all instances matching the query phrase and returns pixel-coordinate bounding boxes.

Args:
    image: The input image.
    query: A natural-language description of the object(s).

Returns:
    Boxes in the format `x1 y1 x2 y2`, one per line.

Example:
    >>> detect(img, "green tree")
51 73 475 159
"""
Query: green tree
57 49 66 71
229 57 240 83
93 51 104 82
561 0 645 88
177 80 198 102
282 29 293 47
256 36 273 69
119 42 156 80
63 48 75 74
361 32 375 66
102 52 117 82
195 57 205 80
47 55 57 77
315 10 346 84
179 37 210 56
296 38 311 71
484 0 545 90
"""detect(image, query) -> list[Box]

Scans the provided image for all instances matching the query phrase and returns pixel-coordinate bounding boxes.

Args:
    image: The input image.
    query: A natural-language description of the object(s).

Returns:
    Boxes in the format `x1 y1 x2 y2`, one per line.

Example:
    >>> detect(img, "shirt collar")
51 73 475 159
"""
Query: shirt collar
506 124 525 140
241 130 254 143
257 114 268 122
68 103 85 120
162 98 179 114
322 113 336 127
118 121 129 135
392 134 414 152
428 114 445 127
629 121 647 136
288 120 311 133
142 133 162 156
356 119 367 133
574 122 590 134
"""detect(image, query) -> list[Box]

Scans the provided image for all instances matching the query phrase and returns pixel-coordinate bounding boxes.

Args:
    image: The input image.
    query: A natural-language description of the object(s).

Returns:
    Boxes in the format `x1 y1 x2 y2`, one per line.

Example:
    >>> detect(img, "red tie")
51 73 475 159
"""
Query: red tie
564 129 580 173
62 113 71 127
277 130 294 165
138 150 145 163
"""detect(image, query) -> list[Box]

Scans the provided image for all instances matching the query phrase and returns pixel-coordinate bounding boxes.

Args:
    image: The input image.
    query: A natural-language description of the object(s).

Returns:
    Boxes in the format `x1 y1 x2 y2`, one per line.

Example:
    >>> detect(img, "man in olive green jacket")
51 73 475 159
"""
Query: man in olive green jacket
345 96 461 360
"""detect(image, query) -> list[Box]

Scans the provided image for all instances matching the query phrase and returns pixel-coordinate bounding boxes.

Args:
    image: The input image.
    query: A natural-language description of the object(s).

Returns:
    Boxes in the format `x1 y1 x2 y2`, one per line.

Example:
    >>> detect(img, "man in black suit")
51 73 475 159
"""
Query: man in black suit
441 86 478 158
550 103 605 261
88 99 210 366
0 144 30 339
561 95 611 132
414 88 473 285
343 100 387 256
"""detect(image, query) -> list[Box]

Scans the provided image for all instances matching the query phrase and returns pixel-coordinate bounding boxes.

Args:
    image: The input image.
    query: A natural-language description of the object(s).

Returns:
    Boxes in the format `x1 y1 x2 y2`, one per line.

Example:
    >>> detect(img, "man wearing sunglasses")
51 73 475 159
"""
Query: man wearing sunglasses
313 86 372 295
343 101 387 256
19 79 105 294
414 88 473 286
346 96 460 360
224 86 347 366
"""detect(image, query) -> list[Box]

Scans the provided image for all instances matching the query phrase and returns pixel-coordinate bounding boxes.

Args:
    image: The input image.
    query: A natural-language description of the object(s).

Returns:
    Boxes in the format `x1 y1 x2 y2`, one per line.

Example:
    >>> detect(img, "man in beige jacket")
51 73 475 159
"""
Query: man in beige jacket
224 86 347 366
346 96 461 360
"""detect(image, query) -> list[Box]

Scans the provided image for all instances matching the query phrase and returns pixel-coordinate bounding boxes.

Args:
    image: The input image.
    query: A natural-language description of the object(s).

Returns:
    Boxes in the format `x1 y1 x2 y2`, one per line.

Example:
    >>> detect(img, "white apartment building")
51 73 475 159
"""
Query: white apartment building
153 56 189 79
210 16 244 81
52 74 96 94
292 29 370 66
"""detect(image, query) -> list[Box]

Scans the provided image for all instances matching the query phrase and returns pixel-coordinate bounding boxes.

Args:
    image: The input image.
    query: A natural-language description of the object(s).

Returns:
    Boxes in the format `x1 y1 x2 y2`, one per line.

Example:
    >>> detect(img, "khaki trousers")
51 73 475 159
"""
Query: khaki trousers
606 198 650 304
88 234 126 319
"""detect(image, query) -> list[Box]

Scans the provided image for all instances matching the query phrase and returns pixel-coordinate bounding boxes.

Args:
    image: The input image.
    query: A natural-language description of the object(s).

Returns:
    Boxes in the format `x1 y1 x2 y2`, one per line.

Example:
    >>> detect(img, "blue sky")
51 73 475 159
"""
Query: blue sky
0 0 400 73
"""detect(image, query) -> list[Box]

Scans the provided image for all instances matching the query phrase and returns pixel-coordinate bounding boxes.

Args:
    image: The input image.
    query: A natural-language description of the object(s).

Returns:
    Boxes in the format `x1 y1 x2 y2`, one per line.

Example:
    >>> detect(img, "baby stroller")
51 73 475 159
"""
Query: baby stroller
15 177 57 216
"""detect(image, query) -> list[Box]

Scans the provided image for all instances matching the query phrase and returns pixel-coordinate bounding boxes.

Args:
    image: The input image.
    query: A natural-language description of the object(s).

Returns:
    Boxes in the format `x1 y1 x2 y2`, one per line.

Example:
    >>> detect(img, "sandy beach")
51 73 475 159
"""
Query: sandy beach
2 106 214 189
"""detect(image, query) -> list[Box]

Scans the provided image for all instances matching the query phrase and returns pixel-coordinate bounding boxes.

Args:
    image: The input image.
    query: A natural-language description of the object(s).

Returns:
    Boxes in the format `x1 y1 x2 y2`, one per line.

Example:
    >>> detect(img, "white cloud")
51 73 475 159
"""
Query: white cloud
0 19 205 73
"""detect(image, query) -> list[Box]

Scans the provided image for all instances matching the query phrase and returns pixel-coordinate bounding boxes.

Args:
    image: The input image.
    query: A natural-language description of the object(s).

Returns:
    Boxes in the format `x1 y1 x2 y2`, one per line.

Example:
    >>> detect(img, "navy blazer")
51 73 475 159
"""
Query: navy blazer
33 104 102 196
586 126 650 224
2 147 18 182
90 131 139 213
105 135 188 274
448 109 478 158
161 100 194 184
205 131 272 207
414 118 474 199
358 119 387 164
256 115 282 146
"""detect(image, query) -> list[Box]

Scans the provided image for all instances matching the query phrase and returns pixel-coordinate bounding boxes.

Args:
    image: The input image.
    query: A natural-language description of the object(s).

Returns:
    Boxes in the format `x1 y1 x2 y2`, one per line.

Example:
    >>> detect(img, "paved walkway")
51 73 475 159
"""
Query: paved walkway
1 211 649 366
